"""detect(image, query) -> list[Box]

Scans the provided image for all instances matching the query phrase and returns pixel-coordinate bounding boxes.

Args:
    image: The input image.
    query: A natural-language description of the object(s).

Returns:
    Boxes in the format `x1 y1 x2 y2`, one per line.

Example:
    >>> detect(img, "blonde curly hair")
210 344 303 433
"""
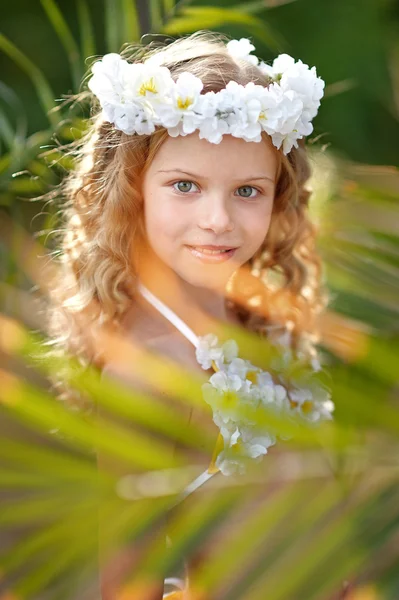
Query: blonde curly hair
47 30 328 376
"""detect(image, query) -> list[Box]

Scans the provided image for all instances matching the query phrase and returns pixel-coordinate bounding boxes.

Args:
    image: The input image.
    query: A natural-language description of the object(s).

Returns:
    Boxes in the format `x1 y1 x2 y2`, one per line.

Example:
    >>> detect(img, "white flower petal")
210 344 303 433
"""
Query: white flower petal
226 38 259 66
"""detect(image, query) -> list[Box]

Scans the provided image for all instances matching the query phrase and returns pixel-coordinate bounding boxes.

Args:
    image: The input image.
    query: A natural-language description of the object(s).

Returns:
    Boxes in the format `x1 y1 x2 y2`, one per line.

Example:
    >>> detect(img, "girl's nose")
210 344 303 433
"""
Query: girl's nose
197 195 235 234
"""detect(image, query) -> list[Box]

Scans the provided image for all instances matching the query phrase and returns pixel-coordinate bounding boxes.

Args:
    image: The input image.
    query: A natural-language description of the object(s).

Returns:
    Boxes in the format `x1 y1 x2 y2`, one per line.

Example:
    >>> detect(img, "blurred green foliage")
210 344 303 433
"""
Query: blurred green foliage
0 1 398 599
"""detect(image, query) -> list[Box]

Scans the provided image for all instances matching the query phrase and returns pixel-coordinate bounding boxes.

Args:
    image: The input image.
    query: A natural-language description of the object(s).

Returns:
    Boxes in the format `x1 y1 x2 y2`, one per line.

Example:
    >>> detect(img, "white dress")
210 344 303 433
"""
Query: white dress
137 282 219 599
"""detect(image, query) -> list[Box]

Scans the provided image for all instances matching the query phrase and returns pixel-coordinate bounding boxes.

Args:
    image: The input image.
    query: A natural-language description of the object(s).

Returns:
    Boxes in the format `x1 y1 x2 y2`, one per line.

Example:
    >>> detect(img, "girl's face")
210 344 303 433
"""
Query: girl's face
140 132 277 291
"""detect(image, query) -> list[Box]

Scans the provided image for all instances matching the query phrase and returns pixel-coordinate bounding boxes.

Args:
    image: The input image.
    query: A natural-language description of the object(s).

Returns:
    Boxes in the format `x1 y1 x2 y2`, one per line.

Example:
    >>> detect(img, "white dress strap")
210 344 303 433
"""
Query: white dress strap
136 282 200 349
137 284 219 600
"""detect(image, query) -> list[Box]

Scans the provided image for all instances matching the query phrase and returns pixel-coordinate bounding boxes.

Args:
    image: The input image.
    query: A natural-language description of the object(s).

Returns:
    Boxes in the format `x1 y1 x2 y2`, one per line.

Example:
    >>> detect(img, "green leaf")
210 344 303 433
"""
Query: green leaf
76 0 96 61
8 177 47 196
0 154 12 176
0 83 27 149
105 0 123 52
0 34 59 127
40 0 82 91
161 6 282 50
0 192 13 207
162 0 176 18
149 0 163 32
0 111 14 149
122 0 141 41
1 378 180 471
190 481 313 595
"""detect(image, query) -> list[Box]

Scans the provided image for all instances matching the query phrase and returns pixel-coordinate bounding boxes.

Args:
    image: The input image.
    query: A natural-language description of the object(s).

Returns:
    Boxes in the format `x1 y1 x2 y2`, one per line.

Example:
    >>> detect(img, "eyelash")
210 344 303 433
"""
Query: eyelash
171 180 262 199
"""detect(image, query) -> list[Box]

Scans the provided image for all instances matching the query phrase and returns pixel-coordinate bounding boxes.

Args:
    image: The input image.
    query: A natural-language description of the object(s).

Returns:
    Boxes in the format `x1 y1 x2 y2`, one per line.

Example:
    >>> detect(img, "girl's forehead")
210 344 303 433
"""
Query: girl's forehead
148 132 277 180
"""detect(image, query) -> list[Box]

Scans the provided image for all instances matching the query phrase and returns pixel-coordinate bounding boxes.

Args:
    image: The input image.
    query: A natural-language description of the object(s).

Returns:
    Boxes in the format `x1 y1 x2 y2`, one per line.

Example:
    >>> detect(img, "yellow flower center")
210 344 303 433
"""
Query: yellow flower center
223 390 238 408
139 78 157 96
289 399 313 414
302 400 313 414
246 370 258 384
177 96 193 110
259 110 267 120
231 438 243 454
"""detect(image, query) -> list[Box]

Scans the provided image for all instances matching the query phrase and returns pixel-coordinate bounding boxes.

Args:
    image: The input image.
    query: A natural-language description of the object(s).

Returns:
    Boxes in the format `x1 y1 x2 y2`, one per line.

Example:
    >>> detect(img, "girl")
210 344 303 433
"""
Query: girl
48 30 332 599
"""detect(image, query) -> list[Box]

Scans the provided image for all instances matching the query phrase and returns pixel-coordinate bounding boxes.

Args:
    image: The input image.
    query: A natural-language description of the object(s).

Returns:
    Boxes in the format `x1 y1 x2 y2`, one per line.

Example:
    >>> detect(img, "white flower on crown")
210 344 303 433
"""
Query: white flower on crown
196 91 230 144
88 53 176 135
158 72 204 136
258 53 325 152
226 38 259 66
88 53 128 106
269 54 325 118
216 81 264 143
88 53 145 134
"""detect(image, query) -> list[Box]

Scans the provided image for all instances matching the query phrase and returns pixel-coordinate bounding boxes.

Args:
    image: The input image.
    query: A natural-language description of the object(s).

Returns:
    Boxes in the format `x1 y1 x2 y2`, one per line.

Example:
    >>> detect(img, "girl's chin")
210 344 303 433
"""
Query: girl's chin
177 265 238 291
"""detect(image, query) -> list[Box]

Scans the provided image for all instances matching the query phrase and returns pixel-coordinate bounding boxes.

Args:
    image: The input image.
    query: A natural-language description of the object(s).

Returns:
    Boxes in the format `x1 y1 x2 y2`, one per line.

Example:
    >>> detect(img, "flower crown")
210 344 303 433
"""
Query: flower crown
88 38 325 155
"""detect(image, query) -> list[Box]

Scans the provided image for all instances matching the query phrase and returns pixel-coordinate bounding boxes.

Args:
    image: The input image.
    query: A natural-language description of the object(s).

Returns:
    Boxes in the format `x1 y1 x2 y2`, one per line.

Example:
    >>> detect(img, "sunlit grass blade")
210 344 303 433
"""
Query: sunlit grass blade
99 371 215 452
12 535 98 600
0 130 54 195
0 436 100 484
356 335 399 387
40 0 82 91
330 246 399 300
0 111 15 150
2 487 173 597
0 491 99 526
206 479 345 600
0 469 70 489
189 480 312 597
1 507 98 598
378 555 399 598
131 484 244 584
2 461 176 595
0 34 59 128
0 312 215 453
0 369 183 471
331 366 399 436
121 0 140 42
162 0 175 18
302 493 399 599
346 181 399 206
0 83 27 150
328 286 398 332
76 0 96 62
244 480 397 600
149 0 163 31
288 483 399 600
105 0 123 53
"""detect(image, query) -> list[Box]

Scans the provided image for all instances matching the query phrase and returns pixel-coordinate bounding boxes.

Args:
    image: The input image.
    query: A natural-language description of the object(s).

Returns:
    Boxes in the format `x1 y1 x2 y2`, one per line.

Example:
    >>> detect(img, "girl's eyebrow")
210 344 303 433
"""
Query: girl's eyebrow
156 168 275 184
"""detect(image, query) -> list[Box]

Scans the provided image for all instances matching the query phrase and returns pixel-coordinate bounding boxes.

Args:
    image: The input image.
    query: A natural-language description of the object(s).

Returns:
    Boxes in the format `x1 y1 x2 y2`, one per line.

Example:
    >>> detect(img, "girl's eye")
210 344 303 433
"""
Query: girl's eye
173 181 199 194
236 185 259 199
171 181 261 198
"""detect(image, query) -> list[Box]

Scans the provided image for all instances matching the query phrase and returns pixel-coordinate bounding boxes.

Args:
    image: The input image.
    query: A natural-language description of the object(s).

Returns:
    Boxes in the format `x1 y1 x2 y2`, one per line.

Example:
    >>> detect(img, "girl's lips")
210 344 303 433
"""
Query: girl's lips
186 245 238 263
191 245 236 250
